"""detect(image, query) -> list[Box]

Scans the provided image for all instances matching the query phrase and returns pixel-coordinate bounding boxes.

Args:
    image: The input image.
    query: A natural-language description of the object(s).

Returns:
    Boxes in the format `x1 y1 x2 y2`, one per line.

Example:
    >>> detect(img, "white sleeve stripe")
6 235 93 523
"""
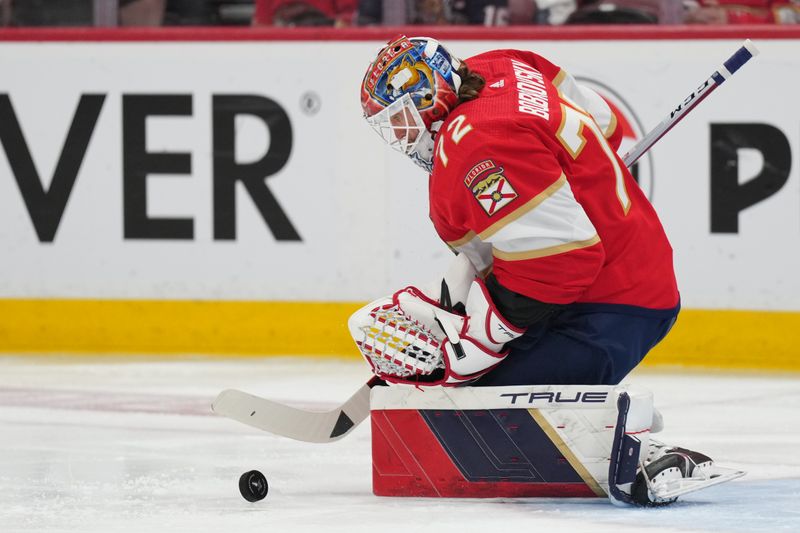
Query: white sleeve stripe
477 174 567 241
487 173 598 251
493 235 600 261
447 172 598 267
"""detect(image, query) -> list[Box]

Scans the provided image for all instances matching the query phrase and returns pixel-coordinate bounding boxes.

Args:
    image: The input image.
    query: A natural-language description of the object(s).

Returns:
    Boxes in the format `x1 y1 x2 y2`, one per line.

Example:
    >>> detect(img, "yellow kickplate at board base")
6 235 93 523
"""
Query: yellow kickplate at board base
1 299 799 372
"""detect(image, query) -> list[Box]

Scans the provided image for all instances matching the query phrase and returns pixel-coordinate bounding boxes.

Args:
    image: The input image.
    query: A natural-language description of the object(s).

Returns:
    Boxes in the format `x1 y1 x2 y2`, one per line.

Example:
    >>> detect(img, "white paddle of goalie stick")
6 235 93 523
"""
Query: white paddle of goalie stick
211 376 384 443
212 40 759 444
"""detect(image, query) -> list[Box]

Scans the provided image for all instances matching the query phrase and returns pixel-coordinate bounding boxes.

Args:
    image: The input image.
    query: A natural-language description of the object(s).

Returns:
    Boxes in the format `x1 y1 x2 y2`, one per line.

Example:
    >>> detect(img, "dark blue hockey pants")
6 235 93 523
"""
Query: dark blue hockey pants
475 302 680 386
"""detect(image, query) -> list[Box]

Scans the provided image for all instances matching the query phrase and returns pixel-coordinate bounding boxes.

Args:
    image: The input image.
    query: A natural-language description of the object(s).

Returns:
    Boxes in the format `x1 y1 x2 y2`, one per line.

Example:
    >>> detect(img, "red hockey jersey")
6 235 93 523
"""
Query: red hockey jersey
428 49 679 309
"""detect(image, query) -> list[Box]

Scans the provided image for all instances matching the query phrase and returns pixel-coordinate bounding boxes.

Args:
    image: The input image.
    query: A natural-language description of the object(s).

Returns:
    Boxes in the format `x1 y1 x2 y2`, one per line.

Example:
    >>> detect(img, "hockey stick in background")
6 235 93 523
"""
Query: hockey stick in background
622 38 758 167
212 40 759 445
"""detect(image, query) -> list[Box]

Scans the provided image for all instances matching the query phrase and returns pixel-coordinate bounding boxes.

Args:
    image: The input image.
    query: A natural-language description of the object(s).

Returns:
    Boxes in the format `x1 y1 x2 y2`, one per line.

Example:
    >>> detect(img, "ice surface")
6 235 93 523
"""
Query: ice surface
0 356 798 533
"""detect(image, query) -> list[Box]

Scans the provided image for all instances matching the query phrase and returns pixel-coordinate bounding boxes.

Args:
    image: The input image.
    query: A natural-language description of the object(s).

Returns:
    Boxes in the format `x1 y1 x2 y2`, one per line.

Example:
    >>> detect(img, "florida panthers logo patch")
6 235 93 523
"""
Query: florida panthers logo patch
464 160 518 216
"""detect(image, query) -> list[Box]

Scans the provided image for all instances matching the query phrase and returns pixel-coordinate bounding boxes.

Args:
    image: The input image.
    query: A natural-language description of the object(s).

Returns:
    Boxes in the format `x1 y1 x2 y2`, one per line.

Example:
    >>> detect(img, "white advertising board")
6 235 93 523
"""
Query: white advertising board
0 38 797 310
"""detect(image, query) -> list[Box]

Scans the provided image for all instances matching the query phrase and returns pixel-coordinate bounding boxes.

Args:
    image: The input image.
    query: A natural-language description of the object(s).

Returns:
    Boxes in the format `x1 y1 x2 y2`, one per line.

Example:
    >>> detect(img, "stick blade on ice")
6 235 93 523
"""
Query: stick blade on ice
212 385 372 443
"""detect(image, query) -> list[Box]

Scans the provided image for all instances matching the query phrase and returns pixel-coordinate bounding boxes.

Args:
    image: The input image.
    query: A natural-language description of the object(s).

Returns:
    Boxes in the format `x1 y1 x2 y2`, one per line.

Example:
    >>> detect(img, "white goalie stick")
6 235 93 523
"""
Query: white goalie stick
212 40 759 444
212 376 385 443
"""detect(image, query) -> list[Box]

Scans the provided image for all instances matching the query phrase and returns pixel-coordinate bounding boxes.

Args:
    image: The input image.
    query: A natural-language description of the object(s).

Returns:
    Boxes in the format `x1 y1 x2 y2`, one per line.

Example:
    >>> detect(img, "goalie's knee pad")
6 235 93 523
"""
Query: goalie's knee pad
651 408 664 433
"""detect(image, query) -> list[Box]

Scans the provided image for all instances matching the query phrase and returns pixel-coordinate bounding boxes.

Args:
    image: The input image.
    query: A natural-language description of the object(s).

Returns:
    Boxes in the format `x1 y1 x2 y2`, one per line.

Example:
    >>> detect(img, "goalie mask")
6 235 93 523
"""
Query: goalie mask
360 35 462 173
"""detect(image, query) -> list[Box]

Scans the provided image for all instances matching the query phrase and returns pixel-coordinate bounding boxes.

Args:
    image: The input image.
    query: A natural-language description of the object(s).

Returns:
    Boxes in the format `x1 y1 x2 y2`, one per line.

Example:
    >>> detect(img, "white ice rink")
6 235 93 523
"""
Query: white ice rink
1 356 798 533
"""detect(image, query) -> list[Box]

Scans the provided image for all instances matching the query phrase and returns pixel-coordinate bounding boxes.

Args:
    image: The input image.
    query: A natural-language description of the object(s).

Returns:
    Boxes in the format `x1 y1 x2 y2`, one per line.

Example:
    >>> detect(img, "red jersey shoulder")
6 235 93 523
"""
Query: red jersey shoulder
430 108 563 234
429 116 526 238
429 50 570 235
465 49 563 124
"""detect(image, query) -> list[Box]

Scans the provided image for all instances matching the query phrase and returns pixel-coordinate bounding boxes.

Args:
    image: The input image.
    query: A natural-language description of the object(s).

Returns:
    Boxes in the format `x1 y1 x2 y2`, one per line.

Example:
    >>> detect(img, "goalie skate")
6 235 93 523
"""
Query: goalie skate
608 393 745 507
631 441 746 506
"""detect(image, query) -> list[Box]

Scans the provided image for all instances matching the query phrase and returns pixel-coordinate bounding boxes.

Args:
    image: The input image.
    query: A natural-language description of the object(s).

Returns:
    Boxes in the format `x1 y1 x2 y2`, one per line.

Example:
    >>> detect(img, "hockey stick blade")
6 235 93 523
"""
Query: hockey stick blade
212 376 383 443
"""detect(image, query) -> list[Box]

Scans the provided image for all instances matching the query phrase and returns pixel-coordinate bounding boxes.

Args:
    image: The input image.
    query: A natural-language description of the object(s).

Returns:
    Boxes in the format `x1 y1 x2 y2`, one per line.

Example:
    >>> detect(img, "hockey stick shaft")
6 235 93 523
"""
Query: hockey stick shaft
622 39 759 168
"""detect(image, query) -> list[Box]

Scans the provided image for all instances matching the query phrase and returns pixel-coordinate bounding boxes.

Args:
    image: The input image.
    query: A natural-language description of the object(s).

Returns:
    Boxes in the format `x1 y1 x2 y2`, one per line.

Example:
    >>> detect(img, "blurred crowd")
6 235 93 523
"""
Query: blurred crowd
0 0 797 27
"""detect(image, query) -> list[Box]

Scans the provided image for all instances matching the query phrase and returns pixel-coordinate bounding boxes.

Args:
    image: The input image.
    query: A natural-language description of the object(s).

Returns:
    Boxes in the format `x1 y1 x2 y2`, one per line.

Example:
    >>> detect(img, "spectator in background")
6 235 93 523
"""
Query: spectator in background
355 0 798 24
120 0 165 25
565 0 686 23
565 0 797 23
684 0 799 23
357 0 539 25
355 0 381 23
451 0 537 24
415 0 451 23
4 0 165 26
357 0 450 24
253 0 357 26
163 0 213 25
1 0 10 25
272 3 337 24
8 0 94 25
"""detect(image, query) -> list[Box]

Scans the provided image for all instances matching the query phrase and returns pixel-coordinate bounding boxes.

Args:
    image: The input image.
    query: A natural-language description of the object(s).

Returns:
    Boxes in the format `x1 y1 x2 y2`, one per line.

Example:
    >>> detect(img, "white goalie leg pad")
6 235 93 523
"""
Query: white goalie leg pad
371 383 653 498
651 408 664 433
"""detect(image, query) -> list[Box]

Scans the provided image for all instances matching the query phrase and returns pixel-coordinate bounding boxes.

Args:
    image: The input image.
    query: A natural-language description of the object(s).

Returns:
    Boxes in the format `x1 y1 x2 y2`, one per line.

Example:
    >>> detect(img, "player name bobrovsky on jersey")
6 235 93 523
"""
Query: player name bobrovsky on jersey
511 59 550 119
370 384 625 410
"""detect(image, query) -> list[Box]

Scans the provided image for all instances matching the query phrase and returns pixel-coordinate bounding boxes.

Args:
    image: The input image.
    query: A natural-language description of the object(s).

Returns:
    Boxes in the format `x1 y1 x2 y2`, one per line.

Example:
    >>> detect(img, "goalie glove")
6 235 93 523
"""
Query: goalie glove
437 278 526 385
348 278 525 386
417 253 478 312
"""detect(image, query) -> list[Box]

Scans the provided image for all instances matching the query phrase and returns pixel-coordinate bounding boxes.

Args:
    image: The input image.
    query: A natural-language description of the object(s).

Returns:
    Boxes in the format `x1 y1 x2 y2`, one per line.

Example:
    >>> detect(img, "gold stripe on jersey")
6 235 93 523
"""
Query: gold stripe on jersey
556 103 588 160
492 235 601 262
603 109 618 140
552 69 567 88
477 174 567 241
447 230 478 249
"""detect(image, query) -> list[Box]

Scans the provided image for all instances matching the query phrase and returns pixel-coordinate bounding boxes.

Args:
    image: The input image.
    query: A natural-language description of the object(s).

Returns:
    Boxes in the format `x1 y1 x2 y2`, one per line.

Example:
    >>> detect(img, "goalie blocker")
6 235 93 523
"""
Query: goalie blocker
370 384 744 505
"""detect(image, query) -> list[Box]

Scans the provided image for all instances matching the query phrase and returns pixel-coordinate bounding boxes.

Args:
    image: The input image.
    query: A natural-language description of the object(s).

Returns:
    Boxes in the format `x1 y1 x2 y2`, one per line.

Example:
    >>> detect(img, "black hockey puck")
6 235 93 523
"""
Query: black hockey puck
239 470 269 502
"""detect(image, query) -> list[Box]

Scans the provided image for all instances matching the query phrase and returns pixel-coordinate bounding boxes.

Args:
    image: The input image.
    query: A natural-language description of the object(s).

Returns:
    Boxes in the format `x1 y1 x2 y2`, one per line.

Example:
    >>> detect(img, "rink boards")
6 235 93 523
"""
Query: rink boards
1 27 800 370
